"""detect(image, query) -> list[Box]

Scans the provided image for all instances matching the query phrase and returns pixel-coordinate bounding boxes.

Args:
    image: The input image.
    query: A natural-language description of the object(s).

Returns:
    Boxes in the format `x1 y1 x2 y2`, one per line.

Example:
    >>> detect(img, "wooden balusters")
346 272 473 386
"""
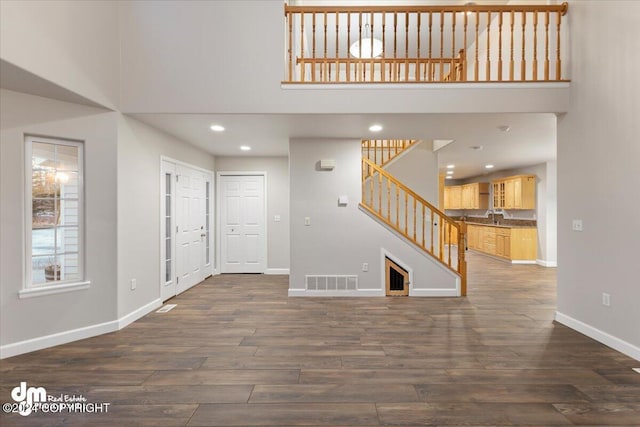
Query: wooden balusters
556 9 562 80
509 11 515 81
428 11 433 81
486 11 491 81
284 4 568 84
521 11 527 80
312 12 316 82
498 11 503 81
451 10 456 81
533 11 538 81
544 10 550 81
300 11 305 81
474 10 479 81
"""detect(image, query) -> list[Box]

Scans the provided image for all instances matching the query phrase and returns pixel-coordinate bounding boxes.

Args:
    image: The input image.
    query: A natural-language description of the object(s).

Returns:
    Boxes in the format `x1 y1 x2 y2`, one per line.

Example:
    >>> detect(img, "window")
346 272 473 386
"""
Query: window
23 136 87 297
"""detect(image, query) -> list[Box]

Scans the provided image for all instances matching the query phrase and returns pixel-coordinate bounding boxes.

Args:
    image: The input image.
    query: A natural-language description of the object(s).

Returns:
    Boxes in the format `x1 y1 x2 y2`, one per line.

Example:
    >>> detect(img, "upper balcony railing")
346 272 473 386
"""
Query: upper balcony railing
284 3 568 84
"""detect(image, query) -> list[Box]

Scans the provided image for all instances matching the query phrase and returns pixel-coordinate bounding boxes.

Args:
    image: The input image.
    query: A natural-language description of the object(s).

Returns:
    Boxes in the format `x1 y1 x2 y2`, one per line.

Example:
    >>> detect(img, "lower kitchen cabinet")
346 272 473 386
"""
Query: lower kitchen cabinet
465 223 536 262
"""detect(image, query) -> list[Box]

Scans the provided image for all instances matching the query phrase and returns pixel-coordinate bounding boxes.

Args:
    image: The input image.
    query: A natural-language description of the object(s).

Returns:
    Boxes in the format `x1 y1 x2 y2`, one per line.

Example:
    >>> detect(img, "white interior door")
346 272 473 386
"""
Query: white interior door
220 174 266 273
176 165 205 294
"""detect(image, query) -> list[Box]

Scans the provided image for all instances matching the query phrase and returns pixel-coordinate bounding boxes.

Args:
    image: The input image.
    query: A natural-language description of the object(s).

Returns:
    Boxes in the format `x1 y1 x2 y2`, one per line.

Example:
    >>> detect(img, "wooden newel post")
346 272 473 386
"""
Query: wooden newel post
458 222 467 296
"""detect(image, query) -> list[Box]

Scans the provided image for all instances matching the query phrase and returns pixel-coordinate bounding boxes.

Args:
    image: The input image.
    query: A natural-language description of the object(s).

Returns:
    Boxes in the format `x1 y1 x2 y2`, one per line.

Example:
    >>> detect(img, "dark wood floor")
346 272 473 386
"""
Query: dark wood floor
2 252 639 426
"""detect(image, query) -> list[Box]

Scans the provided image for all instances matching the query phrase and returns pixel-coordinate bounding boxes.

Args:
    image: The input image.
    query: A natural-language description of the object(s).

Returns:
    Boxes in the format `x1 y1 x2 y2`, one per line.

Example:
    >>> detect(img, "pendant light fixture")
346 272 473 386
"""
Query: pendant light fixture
349 14 383 59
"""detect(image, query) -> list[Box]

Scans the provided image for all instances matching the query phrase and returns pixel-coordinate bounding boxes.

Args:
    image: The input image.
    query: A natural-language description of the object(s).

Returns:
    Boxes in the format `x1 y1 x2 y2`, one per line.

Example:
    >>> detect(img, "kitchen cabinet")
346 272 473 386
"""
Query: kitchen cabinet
495 228 511 258
492 175 536 210
464 223 536 261
444 185 462 209
461 183 489 209
443 222 459 245
444 182 489 210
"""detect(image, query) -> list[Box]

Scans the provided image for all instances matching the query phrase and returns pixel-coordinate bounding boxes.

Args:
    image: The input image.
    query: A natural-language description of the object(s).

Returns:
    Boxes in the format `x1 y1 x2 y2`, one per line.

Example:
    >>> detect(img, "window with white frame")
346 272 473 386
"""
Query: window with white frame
26 136 84 289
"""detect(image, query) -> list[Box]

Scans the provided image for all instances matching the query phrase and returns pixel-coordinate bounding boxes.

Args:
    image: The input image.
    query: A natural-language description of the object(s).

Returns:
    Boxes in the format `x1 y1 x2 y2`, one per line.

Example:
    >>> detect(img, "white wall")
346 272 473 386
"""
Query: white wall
215 157 290 272
0 89 118 351
118 0 569 115
0 0 120 109
385 141 438 204
556 1 640 358
289 138 459 296
116 115 216 318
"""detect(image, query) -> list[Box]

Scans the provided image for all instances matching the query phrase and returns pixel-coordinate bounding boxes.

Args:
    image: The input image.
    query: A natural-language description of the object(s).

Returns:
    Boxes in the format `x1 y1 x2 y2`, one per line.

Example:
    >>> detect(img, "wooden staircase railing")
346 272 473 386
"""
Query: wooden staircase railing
361 157 467 295
284 3 569 84
362 139 418 168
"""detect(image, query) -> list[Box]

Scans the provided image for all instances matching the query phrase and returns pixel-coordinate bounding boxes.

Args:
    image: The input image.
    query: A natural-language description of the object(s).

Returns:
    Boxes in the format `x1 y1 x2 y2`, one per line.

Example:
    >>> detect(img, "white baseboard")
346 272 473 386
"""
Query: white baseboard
288 289 384 297
0 319 118 359
118 298 162 329
512 260 537 265
555 311 640 361
265 268 290 275
536 259 558 267
410 288 459 297
1 298 163 359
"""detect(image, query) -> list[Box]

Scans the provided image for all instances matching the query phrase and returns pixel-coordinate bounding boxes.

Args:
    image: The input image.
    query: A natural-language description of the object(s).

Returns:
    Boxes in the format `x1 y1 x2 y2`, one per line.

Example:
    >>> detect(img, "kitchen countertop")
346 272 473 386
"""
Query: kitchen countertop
460 221 536 229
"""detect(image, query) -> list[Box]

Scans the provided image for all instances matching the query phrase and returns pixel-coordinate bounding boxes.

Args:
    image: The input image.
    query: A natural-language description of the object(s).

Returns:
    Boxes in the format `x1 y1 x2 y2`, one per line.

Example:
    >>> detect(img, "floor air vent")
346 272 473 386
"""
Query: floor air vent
156 304 177 313
306 275 358 291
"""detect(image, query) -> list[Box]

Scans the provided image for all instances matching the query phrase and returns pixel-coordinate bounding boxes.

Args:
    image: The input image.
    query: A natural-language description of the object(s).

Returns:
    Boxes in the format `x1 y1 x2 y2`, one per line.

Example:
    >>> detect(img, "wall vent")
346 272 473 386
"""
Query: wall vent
305 275 358 291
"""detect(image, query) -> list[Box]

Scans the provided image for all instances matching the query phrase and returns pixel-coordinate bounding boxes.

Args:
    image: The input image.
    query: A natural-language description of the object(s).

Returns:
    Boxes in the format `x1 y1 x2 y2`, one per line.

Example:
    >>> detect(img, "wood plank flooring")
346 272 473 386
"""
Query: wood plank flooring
1 252 639 426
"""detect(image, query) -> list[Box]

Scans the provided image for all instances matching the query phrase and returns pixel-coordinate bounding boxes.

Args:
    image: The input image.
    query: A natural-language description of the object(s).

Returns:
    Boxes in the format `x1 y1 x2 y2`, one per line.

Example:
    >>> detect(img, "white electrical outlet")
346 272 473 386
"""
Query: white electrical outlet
274 215 281 222
304 217 311 226
572 219 583 231
362 263 369 272
602 292 610 307
131 279 137 290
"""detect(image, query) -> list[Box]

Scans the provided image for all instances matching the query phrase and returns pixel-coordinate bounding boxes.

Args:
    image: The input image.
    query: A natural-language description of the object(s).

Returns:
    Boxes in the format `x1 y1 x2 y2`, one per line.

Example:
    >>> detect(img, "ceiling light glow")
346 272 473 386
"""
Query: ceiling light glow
240 146 251 151
446 164 455 169
369 124 383 132
485 164 495 169
210 125 225 132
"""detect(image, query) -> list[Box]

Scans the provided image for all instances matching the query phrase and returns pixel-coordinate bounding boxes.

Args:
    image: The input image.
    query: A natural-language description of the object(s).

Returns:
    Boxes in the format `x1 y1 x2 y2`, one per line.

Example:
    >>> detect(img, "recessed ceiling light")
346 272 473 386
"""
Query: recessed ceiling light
369 124 383 132
210 124 225 132
240 146 251 151
497 125 511 132
446 170 454 175
470 145 483 151
485 164 495 169
445 175 453 179
446 164 455 169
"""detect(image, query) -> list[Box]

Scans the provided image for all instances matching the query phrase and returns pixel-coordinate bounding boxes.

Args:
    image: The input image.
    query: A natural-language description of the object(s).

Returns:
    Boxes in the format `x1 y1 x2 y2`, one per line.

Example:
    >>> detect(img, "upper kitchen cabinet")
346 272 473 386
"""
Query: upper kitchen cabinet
492 175 536 210
444 183 488 210
461 183 489 210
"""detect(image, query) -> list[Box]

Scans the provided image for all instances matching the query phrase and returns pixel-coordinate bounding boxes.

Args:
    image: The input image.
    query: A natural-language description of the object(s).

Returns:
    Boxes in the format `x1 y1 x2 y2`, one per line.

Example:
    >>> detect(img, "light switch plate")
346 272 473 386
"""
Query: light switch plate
274 215 281 222
304 217 311 226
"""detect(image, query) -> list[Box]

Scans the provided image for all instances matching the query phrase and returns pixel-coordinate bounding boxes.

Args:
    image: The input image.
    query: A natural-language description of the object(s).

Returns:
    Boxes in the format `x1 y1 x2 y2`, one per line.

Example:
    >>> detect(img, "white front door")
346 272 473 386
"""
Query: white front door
161 161 213 301
160 160 176 302
220 174 266 273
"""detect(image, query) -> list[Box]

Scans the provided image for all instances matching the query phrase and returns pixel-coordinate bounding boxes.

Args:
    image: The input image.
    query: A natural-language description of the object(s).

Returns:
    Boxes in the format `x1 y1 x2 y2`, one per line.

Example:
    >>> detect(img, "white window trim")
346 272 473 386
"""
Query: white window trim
24 135 89 298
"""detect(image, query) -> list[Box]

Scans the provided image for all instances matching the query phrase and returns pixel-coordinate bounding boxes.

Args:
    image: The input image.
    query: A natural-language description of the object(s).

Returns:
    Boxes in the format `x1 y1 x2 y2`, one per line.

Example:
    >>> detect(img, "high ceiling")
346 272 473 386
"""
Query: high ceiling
133 112 556 180
1 59 557 181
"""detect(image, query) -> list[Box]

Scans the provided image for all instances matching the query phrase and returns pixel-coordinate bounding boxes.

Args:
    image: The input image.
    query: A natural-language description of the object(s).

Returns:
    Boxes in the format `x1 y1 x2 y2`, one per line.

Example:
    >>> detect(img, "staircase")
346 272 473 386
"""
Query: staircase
360 140 467 296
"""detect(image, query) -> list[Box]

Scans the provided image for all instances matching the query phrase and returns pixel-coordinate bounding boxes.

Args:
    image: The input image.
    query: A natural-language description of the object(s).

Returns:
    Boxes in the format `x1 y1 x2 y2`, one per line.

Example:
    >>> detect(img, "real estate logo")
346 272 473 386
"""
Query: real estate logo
10 382 46 416
2 381 110 417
